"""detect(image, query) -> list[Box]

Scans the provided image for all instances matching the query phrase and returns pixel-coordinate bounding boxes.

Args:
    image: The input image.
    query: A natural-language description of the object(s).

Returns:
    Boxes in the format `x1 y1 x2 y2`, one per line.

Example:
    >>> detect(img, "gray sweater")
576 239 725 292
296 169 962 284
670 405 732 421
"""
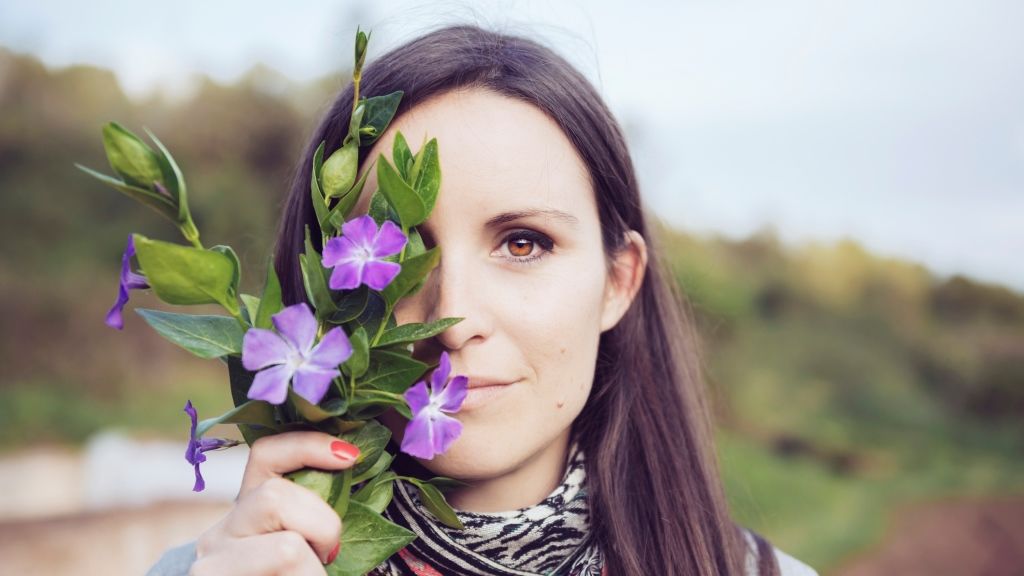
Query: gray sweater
146 536 820 575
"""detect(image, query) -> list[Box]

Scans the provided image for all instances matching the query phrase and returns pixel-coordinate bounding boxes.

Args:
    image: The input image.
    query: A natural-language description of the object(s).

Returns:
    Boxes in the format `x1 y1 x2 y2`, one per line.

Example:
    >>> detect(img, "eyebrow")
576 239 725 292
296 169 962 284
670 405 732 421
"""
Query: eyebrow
484 208 580 228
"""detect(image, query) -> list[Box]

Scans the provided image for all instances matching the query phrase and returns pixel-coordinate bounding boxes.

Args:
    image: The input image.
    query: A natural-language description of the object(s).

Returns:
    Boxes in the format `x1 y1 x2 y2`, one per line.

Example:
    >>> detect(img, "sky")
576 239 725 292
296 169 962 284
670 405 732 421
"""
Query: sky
2 0 1022 289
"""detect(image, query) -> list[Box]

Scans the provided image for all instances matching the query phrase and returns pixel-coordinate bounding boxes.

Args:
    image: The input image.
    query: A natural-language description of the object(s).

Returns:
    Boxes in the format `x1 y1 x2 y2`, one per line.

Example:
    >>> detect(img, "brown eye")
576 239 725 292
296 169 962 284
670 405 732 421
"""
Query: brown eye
507 237 534 257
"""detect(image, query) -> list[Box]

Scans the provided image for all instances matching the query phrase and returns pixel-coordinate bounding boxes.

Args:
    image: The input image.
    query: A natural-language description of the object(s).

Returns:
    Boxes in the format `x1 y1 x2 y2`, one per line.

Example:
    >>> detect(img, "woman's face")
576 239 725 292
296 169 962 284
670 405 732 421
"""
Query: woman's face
354 87 641 486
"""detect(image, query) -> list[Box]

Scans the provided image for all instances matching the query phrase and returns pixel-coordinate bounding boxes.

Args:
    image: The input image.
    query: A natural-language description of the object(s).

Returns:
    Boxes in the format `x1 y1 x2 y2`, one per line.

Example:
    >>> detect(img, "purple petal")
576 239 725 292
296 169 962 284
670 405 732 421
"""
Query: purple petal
341 214 379 247
430 353 451 397
400 410 437 459
242 328 291 371
192 462 206 492
404 381 431 415
328 260 364 290
105 234 149 330
436 375 468 413
124 270 148 290
272 303 317 354
432 412 463 455
247 364 293 405
307 327 353 369
292 365 338 405
400 409 463 460
322 236 359 268
372 220 408 257
184 400 198 438
104 284 131 330
361 260 401 291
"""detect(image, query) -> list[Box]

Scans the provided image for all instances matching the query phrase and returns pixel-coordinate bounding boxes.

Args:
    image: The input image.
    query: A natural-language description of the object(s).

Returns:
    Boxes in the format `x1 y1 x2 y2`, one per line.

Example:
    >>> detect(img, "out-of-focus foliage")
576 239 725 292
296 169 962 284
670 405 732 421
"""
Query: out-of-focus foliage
1 48 1021 572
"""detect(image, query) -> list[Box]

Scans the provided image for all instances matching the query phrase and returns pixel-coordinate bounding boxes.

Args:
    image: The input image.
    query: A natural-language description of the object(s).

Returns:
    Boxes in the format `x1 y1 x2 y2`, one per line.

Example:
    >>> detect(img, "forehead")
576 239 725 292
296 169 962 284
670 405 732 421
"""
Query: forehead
353 87 595 221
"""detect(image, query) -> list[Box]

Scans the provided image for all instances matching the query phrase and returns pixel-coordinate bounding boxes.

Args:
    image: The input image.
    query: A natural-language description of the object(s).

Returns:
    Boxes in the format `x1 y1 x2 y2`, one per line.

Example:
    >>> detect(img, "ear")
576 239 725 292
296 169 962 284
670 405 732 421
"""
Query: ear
600 230 648 332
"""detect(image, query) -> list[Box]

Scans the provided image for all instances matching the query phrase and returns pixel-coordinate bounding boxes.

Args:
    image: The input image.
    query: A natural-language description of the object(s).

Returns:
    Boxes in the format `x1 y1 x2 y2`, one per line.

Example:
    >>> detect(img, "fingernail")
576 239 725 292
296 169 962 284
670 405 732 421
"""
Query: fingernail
326 542 340 564
331 440 360 461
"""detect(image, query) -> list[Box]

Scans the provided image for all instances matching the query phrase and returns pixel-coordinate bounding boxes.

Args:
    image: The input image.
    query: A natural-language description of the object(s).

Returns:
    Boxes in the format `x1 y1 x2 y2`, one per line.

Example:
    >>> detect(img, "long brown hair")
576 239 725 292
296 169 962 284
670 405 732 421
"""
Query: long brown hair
274 24 779 576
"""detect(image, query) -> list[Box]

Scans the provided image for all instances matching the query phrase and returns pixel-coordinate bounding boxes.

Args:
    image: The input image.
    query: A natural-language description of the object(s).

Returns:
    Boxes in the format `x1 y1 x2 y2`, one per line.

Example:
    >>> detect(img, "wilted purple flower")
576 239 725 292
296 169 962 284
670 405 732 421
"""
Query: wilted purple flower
322 215 407 291
105 234 149 330
401 352 468 460
242 302 353 405
184 400 239 492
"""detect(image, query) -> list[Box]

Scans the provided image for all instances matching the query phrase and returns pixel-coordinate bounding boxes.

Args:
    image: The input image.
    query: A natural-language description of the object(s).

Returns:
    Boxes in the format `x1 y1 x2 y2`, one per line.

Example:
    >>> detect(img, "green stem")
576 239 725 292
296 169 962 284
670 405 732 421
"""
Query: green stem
370 304 392 347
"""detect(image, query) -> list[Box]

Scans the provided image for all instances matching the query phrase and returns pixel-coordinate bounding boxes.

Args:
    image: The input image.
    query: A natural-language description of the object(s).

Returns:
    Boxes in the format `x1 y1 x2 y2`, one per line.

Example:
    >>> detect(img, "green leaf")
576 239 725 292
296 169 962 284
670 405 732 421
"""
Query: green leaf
358 91 403 146
255 258 283 329
132 234 238 314
288 468 335 502
239 294 260 325
339 419 392 478
353 290 387 341
75 163 178 223
392 132 413 181
327 501 415 576
210 245 241 295
351 471 396 514
225 356 278 444
361 350 427 394
301 226 338 315
347 392 412 420
327 157 374 228
351 451 393 484
411 138 441 214
408 480 464 529
101 122 164 189
288 392 348 423
144 127 192 227
382 247 440 307
345 102 366 148
367 189 394 227
425 476 472 490
322 140 359 200
377 318 463 347
195 400 278 438
354 27 369 73
136 309 244 358
310 141 332 233
343 327 370 378
376 156 426 228
327 286 368 325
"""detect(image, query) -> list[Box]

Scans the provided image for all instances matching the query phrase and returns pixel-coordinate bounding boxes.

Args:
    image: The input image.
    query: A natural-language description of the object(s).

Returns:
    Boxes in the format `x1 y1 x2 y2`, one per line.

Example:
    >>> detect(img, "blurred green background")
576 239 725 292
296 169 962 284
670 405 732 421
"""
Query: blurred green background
1 39 1022 575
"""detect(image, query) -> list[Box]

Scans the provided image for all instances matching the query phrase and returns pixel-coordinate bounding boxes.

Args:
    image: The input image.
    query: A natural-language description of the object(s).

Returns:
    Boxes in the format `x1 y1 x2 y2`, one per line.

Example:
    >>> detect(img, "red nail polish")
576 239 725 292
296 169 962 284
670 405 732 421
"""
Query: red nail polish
327 542 340 564
331 440 360 461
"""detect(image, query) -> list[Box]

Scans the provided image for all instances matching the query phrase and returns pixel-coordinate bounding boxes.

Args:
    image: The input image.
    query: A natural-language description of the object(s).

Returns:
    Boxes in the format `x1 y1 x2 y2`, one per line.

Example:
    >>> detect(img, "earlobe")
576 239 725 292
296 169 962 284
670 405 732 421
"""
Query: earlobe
600 230 648 332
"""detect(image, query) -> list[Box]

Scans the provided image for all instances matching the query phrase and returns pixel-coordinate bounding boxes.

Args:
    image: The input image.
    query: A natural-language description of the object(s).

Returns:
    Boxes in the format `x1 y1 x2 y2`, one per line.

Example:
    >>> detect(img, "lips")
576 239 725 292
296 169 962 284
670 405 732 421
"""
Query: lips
466 377 514 389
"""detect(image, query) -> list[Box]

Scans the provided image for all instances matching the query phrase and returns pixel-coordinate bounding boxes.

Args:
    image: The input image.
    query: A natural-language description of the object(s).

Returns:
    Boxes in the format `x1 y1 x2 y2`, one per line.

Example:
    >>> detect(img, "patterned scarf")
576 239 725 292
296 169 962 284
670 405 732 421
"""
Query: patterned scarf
370 440 604 576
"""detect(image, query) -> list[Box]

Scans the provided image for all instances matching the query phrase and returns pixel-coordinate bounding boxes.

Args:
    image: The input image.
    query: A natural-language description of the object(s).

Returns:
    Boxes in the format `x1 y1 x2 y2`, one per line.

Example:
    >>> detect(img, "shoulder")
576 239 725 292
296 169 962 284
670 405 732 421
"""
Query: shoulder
145 540 197 576
742 530 819 576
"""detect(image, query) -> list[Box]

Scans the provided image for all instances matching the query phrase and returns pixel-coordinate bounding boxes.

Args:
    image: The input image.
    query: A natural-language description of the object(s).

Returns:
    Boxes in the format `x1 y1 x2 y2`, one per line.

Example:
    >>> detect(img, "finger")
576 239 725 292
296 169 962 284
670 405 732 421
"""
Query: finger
228 476 343 563
191 530 327 576
240 431 361 495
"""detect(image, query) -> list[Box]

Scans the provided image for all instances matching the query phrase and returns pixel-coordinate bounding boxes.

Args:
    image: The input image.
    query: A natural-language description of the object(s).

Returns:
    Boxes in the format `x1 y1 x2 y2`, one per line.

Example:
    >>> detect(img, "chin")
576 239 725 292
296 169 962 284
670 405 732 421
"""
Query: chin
415 431 521 481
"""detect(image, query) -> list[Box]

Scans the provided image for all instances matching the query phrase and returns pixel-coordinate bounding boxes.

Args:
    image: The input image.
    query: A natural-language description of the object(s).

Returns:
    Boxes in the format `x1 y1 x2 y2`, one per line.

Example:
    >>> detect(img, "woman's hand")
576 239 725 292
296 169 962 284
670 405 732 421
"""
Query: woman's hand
189 431 361 576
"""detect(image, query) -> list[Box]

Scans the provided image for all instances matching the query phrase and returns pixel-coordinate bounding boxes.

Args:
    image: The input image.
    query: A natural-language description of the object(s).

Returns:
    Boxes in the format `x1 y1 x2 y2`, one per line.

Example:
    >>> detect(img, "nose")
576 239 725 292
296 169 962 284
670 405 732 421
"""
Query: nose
401 250 493 353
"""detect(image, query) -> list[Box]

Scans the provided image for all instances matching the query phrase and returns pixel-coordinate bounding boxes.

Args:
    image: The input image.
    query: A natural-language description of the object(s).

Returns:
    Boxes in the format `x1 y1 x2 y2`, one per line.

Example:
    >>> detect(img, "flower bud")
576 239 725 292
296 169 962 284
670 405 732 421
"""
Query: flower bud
102 122 165 191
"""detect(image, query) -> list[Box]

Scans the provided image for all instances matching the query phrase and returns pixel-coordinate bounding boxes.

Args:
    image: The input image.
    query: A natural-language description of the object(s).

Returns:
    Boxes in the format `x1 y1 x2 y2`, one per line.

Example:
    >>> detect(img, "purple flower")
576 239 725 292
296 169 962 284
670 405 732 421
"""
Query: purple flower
401 352 468 459
242 302 353 405
322 215 407 291
105 234 149 330
184 400 239 492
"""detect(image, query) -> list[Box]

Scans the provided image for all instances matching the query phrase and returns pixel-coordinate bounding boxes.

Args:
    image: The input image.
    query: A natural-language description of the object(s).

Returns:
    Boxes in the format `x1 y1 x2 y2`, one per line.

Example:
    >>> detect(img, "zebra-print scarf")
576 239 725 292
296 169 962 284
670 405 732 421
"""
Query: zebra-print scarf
371 440 603 575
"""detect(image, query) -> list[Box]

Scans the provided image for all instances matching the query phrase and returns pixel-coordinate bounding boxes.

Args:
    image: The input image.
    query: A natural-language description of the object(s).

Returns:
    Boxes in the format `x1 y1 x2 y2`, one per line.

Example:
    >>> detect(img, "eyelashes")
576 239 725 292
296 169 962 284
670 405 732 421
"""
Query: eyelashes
417 227 556 265
496 229 555 265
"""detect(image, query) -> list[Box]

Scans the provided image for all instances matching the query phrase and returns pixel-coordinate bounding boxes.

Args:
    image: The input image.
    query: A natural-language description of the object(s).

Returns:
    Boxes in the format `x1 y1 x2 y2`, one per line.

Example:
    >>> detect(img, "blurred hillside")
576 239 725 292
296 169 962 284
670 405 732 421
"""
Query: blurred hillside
1 48 1022 573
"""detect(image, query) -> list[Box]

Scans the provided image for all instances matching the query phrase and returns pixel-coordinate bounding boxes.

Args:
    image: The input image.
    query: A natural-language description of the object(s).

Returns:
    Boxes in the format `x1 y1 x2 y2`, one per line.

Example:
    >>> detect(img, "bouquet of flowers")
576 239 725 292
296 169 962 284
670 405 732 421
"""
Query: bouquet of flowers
77 29 467 575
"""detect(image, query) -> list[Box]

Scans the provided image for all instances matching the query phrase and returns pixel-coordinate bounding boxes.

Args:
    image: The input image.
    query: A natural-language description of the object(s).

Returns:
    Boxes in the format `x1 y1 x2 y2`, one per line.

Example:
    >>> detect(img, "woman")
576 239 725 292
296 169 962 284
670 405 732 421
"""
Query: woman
149 24 818 576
